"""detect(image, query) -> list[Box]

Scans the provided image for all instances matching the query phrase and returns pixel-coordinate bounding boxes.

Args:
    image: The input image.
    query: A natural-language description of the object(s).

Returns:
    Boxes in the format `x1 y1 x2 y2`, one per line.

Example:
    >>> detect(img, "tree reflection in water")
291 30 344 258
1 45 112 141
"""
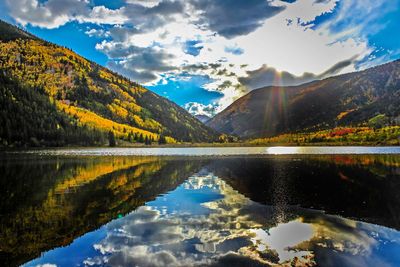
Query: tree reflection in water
0 154 400 266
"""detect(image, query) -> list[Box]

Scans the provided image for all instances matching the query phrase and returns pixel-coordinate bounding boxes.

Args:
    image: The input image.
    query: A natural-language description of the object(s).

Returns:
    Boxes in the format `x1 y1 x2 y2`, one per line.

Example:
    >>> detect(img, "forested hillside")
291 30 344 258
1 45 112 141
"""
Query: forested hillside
207 59 400 140
0 20 218 147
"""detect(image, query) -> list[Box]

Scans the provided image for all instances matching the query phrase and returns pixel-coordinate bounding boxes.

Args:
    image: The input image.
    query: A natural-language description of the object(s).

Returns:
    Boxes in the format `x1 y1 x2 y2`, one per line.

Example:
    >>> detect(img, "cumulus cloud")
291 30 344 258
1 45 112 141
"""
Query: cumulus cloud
239 56 358 89
77 6 127 25
125 0 163 8
5 0 181 29
97 41 177 83
184 102 219 117
84 28 110 38
239 65 316 89
6 0 88 28
191 0 285 39
5 0 130 28
80 172 396 267
6 0 397 114
121 0 185 34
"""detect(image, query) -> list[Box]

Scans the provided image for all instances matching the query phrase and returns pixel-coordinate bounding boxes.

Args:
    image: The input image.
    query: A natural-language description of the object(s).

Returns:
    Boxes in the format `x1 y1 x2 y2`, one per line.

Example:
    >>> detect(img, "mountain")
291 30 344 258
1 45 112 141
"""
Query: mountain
0 157 206 266
207 59 400 138
0 20 218 147
195 114 211 123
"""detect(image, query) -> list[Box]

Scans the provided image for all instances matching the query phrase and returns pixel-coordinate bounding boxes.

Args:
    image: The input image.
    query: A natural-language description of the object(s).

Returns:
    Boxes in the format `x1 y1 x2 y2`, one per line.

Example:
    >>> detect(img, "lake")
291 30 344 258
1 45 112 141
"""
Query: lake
1 147 400 266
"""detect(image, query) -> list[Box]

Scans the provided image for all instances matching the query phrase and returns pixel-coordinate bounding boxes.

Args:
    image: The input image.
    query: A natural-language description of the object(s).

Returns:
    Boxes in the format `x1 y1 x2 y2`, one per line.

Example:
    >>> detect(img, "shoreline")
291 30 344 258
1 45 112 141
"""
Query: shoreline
1 141 400 150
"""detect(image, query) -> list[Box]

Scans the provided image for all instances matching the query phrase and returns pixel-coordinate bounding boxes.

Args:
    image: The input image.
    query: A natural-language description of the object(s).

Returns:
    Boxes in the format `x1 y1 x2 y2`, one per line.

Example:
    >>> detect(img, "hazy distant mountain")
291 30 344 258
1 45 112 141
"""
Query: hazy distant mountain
0 20 218 146
195 114 211 123
207 59 400 138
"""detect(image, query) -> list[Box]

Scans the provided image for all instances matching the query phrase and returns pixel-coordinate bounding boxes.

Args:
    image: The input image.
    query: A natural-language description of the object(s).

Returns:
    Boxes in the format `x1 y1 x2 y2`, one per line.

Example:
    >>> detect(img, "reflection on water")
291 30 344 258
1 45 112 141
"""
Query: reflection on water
1 153 400 266
14 146 400 156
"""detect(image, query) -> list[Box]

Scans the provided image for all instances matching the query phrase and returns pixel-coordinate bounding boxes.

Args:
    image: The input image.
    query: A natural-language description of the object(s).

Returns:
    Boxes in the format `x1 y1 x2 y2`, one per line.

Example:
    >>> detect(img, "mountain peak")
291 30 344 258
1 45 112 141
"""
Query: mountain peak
207 59 400 139
0 20 218 146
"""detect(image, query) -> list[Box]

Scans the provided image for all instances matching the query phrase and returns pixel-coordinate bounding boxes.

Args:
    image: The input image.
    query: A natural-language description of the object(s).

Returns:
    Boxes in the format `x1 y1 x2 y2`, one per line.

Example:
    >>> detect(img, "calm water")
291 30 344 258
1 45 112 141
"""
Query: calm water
13 146 400 156
1 148 400 266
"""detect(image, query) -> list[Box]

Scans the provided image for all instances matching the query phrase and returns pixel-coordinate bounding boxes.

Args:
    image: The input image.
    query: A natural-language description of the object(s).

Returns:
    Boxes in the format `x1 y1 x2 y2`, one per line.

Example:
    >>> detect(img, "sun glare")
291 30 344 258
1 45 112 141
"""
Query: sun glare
266 146 300 155
251 219 314 263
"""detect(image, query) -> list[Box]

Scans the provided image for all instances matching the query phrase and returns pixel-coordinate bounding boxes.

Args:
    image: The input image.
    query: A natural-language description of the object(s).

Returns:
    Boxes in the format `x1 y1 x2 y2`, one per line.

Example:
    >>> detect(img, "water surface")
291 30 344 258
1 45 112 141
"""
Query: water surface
10 146 400 156
1 150 400 266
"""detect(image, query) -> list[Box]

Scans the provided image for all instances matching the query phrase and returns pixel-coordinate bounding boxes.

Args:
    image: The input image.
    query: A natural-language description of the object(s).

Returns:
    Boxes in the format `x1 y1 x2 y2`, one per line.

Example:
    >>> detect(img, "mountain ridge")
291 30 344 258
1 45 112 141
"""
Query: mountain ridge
0 20 218 146
207 59 400 139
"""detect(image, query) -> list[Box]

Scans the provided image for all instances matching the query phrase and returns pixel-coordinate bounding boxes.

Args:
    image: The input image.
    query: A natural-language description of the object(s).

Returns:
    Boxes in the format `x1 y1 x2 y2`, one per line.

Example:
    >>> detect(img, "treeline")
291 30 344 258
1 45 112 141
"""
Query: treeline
0 19 219 145
108 130 167 146
0 73 106 147
250 126 400 146
0 70 172 147
0 71 171 147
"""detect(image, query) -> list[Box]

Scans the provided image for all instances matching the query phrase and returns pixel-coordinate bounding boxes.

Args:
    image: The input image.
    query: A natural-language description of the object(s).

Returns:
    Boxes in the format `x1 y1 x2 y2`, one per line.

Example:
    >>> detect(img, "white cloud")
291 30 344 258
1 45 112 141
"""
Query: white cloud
125 0 163 8
6 0 87 29
6 0 128 28
232 1 369 76
82 173 392 266
278 0 337 24
84 28 110 38
6 0 397 113
184 102 219 117
93 0 374 112
77 6 128 25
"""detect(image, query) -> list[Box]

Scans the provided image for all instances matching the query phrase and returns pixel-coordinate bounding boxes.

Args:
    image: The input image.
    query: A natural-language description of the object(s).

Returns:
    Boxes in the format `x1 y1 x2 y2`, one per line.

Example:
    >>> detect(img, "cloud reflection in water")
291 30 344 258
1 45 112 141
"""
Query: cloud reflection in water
81 172 400 267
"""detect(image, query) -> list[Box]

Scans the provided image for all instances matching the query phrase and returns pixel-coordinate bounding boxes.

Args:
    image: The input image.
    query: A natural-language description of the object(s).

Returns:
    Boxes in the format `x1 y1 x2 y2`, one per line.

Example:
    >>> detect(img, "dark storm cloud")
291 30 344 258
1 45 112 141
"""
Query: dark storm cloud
102 44 176 83
107 250 179 267
100 43 175 70
93 0 285 42
191 0 285 38
239 65 317 88
107 61 159 83
182 63 223 72
146 0 184 15
239 57 358 89
108 26 140 42
118 0 184 35
125 49 175 72
6 0 88 28
182 64 210 72
208 252 269 267
320 55 358 77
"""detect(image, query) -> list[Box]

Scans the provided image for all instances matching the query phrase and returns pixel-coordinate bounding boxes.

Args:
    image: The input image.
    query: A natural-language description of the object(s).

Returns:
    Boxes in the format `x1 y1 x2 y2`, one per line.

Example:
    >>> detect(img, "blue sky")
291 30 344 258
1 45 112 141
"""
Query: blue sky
1 0 399 116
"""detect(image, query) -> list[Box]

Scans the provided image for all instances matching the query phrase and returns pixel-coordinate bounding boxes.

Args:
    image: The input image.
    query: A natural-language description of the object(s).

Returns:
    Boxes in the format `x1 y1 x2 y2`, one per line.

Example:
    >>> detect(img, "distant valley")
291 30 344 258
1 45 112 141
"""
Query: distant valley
0 20 218 147
1 19 400 147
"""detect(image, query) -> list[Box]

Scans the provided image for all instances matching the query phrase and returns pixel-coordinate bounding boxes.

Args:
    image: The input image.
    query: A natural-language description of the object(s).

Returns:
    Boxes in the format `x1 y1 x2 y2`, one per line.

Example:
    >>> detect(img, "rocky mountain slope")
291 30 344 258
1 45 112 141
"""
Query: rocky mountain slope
207 59 400 138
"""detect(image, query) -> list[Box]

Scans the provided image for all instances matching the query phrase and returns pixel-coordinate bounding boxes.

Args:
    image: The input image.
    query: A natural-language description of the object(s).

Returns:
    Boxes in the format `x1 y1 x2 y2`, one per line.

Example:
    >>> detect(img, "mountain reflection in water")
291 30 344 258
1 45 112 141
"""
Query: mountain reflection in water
0 154 400 266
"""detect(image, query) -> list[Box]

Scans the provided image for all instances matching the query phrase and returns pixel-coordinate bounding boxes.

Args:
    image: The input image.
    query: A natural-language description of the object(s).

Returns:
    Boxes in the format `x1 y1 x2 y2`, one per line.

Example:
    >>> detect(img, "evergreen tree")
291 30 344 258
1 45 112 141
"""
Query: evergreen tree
108 131 116 147
158 134 167 145
127 132 133 142
138 133 144 143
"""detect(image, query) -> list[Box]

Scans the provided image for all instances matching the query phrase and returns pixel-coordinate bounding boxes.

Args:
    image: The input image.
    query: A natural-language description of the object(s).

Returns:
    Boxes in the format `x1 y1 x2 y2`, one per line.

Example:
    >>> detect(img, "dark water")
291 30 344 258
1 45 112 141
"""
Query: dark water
1 151 400 266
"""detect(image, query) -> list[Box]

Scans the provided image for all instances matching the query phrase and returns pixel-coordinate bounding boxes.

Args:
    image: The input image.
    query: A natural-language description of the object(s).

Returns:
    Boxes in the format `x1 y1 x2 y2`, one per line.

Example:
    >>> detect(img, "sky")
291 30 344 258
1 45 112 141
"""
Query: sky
1 0 399 117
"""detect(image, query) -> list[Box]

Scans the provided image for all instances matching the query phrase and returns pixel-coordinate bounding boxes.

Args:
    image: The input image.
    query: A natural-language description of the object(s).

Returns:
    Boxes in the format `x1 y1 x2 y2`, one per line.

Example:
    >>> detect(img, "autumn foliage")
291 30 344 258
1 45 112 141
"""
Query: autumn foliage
0 20 217 147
